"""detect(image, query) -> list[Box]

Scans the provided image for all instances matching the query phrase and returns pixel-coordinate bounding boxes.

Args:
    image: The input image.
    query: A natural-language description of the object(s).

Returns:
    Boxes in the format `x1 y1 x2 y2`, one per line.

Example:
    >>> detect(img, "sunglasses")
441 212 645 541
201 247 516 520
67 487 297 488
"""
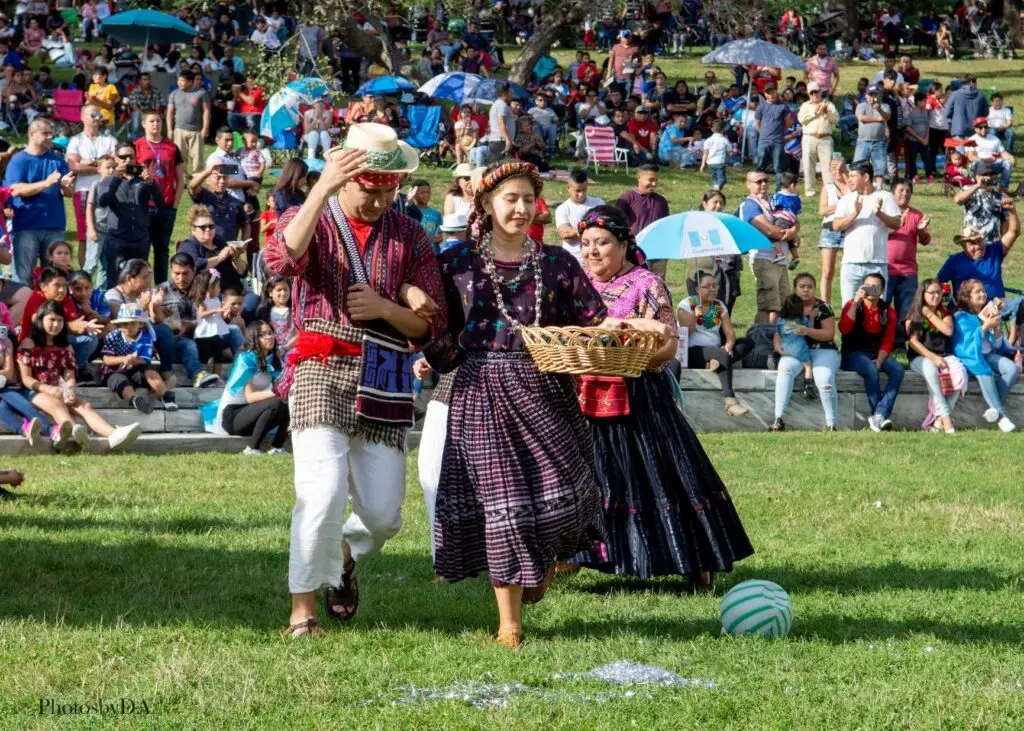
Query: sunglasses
751 178 769 185
194 223 215 230
115 153 134 160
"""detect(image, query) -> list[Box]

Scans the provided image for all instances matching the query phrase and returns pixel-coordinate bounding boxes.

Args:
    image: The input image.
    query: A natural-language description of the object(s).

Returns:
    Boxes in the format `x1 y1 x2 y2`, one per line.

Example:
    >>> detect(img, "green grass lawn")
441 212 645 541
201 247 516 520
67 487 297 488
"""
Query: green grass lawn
2 436 1024 728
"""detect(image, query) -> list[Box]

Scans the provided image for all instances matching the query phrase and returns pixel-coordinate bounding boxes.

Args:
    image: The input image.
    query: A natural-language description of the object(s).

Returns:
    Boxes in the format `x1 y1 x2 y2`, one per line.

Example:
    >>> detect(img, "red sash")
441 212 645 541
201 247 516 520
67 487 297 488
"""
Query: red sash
578 375 630 418
289 330 362 363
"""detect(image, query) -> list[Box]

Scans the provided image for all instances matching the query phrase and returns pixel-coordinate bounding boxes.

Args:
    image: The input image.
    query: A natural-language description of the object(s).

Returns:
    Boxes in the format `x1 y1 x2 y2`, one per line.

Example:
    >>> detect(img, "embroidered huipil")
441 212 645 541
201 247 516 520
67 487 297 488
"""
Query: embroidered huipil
264 204 447 450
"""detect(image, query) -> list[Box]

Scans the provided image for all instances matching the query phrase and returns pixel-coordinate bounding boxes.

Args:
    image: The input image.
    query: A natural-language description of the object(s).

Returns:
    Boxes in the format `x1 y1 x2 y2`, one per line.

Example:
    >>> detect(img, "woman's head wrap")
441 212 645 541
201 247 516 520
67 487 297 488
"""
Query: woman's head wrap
576 205 646 266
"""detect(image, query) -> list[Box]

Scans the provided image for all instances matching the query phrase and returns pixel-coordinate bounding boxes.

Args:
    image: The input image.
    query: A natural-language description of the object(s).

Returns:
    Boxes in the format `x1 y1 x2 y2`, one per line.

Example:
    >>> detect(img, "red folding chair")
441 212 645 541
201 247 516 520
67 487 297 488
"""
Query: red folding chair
583 125 629 174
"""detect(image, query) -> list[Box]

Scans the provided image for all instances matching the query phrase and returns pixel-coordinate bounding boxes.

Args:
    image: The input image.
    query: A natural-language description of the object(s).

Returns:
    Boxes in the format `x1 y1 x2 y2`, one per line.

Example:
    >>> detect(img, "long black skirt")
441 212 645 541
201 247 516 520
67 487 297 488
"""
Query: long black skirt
577 370 755 579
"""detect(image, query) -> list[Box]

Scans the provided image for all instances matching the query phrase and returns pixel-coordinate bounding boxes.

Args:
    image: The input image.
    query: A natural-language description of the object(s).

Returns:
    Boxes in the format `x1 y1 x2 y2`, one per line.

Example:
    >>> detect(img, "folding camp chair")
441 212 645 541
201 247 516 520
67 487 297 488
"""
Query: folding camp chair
583 125 629 174
404 104 444 165
51 88 85 136
269 129 300 167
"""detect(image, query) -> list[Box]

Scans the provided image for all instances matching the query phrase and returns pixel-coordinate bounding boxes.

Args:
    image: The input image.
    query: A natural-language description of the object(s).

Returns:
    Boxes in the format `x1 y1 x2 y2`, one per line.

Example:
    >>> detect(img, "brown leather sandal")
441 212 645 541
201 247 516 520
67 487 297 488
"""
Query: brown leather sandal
521 565 556 605
324 562 358 621
287 617 325 638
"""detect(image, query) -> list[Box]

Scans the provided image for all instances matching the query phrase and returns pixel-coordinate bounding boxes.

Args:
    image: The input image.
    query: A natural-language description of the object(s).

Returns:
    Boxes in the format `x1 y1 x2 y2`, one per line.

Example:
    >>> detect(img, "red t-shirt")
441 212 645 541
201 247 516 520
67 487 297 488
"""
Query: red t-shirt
627 119 658 151
238 87 266 115
527 198 549 243
20 291 79 341
260 209 277 249
134 136 184 207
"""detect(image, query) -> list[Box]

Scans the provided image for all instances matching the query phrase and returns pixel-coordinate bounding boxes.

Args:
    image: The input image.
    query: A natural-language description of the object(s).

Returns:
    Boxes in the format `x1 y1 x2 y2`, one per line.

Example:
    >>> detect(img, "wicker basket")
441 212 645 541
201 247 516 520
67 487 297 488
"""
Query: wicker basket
520 326 661 377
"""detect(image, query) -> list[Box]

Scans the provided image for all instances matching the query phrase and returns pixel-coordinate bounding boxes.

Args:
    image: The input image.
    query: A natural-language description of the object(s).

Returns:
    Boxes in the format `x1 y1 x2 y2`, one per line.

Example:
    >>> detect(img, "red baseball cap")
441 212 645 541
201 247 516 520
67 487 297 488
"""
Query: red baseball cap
973 116 990 127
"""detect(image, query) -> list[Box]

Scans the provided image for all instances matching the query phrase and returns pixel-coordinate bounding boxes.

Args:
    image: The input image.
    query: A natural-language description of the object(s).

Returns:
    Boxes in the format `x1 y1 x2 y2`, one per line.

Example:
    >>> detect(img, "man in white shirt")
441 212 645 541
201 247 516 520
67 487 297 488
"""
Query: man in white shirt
987 93 1015 158
968 116 1016 190
554 168 604 265
139 49 166 73
66 104 118 266
831 159 902 303
250 17 282 51
205 126 258 203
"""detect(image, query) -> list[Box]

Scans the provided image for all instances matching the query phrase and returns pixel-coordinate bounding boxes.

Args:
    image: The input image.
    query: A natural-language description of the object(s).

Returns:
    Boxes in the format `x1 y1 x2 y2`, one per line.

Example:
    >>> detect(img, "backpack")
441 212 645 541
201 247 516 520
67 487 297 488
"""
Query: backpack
742 323 777 370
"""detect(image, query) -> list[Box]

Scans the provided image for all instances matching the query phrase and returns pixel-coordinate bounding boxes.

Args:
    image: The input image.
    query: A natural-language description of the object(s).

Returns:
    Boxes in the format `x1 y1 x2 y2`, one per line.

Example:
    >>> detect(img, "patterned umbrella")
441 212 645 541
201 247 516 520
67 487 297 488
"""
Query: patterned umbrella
417 72 484 103
464 79 532 104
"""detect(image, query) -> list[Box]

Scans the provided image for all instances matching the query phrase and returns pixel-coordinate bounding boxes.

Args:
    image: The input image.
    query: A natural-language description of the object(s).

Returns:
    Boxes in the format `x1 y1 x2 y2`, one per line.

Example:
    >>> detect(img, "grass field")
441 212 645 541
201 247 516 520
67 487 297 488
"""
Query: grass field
2 436 1024 728
3 50 1024 728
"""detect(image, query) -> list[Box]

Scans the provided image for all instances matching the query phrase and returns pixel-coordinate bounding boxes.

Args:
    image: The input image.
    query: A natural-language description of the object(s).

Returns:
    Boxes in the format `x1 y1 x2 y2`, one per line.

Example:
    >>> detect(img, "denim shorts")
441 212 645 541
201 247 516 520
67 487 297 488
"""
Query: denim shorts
818 225 844 250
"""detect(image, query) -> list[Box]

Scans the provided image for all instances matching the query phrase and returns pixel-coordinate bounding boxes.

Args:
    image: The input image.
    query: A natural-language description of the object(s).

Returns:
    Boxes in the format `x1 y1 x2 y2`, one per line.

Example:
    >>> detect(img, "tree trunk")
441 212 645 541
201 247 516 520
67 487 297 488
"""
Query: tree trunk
842 0 859 41
336 18 392 70
508 8 582 85
1004 0 1022 48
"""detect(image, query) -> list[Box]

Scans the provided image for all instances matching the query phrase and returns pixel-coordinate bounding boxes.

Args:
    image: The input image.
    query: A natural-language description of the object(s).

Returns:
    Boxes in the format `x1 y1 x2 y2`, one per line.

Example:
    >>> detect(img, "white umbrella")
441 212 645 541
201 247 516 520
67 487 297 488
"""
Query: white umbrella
702 39 807 160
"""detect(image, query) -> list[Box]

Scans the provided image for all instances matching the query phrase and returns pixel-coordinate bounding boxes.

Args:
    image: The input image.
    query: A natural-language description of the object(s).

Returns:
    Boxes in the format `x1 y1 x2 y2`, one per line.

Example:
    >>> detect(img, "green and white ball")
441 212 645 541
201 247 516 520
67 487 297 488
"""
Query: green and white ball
720 580 792 638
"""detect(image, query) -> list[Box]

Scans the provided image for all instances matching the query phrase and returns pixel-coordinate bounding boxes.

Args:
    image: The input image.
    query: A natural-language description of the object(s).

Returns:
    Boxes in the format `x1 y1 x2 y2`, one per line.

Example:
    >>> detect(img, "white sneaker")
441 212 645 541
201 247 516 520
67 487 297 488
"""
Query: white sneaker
880 418 894 431
998 416 1016 432
267 447 289 455
983 408 1000 423
242 446 263 456
108 423 142 451
72 424 92 452
867 414 883 432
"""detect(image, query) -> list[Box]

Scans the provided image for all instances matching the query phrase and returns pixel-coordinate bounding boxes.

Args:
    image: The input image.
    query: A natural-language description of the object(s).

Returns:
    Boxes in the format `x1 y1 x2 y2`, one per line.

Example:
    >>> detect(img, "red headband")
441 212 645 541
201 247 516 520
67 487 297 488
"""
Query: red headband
353 171 401 190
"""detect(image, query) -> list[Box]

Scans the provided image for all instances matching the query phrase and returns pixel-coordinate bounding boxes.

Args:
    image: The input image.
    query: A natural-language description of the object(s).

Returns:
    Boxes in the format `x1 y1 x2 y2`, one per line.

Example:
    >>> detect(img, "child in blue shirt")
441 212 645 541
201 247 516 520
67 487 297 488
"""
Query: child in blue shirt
771 171 802 270
69 269 111 328
101 304 176 414
774 294 814 389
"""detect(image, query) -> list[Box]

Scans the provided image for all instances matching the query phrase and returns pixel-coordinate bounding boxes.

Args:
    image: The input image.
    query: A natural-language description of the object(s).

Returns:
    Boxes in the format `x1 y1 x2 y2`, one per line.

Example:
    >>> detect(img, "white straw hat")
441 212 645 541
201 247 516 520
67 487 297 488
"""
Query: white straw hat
327 122 419 174
439 212 468 232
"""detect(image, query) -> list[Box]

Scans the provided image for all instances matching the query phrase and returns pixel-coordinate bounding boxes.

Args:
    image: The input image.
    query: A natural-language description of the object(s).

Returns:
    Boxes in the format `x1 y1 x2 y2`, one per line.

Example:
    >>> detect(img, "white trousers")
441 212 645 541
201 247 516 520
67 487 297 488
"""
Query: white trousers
288 426 407 594
416 401 448 559
303 130 331 159
801 134 835 194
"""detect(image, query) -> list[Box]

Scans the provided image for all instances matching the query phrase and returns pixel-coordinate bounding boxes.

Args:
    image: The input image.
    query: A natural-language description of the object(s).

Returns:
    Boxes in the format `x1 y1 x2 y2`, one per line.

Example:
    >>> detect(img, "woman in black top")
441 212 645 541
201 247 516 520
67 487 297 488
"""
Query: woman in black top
906 278 957 433
176 206 247 295
772 272 841 430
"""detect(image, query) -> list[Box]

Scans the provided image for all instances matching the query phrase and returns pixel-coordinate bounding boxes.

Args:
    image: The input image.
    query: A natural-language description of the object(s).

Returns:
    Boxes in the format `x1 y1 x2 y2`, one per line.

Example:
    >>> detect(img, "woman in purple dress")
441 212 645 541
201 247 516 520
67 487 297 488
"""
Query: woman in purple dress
574 206 754 588
423 161 607 649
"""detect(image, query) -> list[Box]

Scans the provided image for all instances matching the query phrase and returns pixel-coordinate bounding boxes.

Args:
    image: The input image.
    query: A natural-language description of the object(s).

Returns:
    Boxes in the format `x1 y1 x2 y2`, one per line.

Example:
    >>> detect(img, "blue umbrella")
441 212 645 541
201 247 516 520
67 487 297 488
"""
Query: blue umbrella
100 9 197 47
635 212 773 260
465 78 532 104
418 72 483 103
286 77 330 99
357 75 416 97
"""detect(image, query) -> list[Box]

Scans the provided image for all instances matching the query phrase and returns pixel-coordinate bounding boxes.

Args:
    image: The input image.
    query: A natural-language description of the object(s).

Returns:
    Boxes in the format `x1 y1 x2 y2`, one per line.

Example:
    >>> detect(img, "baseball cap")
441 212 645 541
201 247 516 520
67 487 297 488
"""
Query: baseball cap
973 116 990 127
634 106 648 114
763 82 777 91
866 85 879 94
807 82 821 93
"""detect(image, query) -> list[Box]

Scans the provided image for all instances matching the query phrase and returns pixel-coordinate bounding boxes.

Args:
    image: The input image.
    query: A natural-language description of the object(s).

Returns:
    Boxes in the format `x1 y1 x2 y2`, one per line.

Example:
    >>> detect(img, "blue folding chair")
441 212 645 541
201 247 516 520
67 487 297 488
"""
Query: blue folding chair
404 105 444 164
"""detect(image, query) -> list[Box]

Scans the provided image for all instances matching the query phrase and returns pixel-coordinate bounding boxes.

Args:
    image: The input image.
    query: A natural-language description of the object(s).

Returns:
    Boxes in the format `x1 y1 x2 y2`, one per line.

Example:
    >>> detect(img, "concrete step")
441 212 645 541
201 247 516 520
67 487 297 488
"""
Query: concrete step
73 387 220 410
0 433 251 455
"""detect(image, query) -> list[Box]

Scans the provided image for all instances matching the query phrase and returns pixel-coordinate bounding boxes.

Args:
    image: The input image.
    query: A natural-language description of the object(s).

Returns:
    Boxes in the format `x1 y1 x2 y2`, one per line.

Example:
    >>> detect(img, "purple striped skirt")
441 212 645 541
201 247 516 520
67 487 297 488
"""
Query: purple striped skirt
433 351 606 587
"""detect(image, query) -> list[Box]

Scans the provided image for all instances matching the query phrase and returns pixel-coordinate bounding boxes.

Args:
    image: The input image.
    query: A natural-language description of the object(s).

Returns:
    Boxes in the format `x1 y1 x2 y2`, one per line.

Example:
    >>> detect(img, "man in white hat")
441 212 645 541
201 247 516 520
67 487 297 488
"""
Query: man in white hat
796 82 838 197
265 122 448 637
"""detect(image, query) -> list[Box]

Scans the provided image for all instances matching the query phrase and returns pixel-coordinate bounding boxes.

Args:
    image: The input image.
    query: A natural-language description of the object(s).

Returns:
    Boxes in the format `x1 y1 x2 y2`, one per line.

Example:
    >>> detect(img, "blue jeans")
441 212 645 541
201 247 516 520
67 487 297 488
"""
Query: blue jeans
743 128 759 161
885 273 918 349
853 139 887 179
536 122 558 153
774 348 841 426
757 139 785 191
991 159 1013 189
838 113 858 143
840 262 886 305
223 325 244 356
69 334 98 369
708 163 726 189
995 126 1016 155
12 229 67 285
911 356 957 419
842 350 904 419
980 352 1018 412
153 323 203 379
131 110 143 139
0 387 52 435
906 140 927 178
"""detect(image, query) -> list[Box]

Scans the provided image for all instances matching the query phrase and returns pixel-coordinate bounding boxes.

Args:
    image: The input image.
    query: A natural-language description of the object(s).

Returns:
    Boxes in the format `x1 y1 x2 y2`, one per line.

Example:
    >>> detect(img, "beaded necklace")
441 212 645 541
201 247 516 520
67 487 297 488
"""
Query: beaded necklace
479 232 544 332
